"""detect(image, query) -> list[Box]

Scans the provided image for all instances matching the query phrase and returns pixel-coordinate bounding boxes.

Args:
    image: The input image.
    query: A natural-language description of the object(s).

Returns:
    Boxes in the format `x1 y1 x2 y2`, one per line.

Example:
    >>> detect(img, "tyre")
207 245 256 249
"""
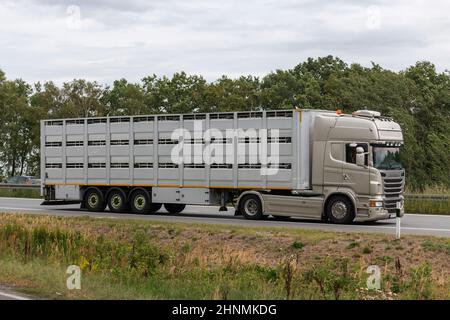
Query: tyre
130 190 152 214
149 203 162 213
84 188 106 212
272 215 291 221
164 203 186 214
107 190 128 213
240 194 263 220
326 195 355 224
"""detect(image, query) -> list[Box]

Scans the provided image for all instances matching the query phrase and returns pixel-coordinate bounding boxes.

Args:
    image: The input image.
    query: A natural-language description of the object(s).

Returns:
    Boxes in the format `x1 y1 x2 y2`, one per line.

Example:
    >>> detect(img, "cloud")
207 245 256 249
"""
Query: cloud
0 0 449 84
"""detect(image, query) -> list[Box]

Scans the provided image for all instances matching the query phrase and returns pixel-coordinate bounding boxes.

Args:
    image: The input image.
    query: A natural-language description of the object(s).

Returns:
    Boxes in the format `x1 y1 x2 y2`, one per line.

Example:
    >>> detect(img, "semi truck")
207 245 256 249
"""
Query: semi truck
40 108 405 224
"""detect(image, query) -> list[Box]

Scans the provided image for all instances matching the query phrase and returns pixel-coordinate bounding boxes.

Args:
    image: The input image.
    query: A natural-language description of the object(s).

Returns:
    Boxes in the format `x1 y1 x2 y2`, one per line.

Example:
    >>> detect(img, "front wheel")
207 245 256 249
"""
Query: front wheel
240 194 263 220
326 195 355 224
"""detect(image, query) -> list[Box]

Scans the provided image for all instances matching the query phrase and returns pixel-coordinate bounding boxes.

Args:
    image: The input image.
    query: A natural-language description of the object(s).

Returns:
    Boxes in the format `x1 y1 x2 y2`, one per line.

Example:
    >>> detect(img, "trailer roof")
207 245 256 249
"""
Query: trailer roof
41 109 337 122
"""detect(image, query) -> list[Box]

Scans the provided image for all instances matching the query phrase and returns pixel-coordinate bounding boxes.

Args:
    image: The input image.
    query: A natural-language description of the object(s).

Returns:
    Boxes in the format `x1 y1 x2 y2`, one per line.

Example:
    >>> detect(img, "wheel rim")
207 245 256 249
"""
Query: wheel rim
110 194 122 209
331 201 348 219
134 195 146 211
88 193 98 207
244 198 259 216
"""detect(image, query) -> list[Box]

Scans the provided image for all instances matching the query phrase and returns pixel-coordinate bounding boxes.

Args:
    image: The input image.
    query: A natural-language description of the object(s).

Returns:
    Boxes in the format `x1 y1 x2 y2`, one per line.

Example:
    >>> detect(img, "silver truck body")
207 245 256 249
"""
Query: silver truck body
41 109 405 223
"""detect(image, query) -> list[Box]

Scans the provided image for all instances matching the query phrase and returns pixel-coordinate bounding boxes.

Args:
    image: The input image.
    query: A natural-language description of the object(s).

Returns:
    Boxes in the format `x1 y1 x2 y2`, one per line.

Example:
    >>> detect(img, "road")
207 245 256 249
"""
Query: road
0 287 31 300
0 197 449 237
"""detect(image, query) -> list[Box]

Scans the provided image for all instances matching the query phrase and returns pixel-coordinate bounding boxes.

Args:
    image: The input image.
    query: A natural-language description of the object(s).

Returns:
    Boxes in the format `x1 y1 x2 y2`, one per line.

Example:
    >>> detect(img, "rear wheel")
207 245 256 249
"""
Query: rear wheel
84 188 106 212
107 190 128 213
240 194 263 220
326 195 355 224
164 203 186 214
130 190 152 214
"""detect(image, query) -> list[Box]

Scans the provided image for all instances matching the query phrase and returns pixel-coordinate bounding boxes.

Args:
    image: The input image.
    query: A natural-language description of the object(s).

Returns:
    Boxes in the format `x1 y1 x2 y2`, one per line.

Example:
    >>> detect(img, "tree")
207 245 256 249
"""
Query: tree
260 70 301 109
0 58 449 190
102 79 147 116
0 79 35 176
205 75 260 112
142 72 208 114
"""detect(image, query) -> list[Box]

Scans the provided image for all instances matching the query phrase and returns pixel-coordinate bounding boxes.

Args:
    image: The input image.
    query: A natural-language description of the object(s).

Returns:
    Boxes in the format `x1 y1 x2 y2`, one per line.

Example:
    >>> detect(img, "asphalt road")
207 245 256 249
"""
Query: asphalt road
0 197 449 237
0 287 31 300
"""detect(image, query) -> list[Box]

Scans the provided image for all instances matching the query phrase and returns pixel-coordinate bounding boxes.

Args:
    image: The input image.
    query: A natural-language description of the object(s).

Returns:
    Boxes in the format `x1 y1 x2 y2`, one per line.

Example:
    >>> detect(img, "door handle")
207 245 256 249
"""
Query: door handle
343 173 349 180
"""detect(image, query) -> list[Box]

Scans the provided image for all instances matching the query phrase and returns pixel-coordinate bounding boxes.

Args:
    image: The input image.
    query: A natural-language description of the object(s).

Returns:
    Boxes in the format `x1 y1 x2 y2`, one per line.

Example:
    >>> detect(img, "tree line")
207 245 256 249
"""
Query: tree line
0 56 449 190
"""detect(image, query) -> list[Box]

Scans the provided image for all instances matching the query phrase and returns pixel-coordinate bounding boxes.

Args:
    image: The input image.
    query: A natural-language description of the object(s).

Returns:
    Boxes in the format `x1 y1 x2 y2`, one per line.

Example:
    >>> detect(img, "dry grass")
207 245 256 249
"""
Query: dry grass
0 212 448 300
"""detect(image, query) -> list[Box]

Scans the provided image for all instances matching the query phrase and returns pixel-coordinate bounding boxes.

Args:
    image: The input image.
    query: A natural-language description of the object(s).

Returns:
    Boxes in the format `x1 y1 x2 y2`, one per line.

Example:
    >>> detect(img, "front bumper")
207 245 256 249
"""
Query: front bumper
355 198 404 222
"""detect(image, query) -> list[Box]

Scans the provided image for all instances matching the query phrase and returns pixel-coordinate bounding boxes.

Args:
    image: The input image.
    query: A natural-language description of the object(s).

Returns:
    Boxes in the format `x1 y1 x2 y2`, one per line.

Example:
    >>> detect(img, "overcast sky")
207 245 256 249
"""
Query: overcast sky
1 0 449 84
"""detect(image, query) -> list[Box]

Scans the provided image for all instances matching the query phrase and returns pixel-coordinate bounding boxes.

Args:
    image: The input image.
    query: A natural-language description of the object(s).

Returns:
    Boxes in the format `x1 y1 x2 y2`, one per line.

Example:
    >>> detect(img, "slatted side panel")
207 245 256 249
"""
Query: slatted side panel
42 110 298 190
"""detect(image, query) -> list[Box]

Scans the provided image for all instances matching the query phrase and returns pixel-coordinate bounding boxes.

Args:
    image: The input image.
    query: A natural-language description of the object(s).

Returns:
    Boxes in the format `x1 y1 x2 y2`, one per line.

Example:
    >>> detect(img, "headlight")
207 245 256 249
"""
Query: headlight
370 200 383 207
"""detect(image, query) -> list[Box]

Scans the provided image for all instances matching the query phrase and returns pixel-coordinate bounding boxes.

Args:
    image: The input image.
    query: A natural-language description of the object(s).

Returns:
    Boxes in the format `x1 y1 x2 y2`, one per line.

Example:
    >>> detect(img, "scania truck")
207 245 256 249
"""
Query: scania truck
40 108 405 223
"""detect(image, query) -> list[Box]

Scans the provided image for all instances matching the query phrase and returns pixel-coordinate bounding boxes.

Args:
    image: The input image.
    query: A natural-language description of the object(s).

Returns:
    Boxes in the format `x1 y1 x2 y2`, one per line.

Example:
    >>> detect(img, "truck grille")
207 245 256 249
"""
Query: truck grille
382 172 404 213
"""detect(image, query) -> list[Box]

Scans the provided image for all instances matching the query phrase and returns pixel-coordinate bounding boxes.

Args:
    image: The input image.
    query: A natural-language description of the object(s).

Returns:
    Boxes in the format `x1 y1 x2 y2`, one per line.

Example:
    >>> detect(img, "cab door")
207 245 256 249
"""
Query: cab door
322 142 344 190
341 143 370 196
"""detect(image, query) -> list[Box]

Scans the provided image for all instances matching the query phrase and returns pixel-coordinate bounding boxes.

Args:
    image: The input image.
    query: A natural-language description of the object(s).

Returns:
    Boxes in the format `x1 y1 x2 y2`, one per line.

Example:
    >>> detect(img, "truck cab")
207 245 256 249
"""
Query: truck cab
312 110 405 222
237 109 404 223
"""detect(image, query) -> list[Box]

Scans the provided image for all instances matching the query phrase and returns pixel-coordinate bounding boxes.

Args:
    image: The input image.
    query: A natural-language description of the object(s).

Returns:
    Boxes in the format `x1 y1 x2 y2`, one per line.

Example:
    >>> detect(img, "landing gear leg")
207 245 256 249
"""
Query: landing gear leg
219 192 228 212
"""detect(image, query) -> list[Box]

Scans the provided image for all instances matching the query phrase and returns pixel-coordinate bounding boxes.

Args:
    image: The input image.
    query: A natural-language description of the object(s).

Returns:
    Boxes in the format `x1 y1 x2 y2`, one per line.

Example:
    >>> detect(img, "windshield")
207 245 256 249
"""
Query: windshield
372 146 403 170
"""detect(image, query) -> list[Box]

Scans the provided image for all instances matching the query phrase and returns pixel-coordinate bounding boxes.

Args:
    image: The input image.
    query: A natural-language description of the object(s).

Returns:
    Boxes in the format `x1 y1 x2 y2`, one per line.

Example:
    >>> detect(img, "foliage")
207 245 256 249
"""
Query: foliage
0 56 449 190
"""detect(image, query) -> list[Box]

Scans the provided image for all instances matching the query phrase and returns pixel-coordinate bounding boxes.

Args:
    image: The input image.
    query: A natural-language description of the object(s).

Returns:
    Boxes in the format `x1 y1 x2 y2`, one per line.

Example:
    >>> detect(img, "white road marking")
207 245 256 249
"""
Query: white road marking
0 197 42 201
94 216 117 219
262 219 450 233
0 291 31 300
0 205 446 232
0 207 43 211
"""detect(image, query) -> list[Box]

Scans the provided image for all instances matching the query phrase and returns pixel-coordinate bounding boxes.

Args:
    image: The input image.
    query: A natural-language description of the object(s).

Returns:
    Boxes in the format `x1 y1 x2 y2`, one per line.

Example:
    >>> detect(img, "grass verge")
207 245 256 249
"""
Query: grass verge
0 188 40 199
0 212 448 300
405 198 450 215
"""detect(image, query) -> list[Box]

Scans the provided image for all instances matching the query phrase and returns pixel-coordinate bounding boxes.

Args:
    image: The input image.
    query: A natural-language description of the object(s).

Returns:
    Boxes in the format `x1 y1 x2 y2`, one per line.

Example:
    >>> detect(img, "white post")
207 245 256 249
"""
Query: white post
395 208 401 239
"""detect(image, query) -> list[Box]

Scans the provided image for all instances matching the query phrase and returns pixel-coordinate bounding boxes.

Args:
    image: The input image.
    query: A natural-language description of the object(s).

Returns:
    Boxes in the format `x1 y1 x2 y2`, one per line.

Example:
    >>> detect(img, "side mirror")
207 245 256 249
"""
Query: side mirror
356 147 365 166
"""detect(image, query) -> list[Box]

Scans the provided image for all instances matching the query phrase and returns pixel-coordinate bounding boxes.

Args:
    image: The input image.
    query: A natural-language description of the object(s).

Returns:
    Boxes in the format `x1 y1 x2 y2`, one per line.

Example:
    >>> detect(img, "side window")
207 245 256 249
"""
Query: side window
345 143 368 165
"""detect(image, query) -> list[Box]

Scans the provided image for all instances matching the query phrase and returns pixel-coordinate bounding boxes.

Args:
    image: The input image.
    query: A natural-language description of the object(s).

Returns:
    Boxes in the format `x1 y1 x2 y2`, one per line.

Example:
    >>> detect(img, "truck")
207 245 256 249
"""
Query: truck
40 108 405 224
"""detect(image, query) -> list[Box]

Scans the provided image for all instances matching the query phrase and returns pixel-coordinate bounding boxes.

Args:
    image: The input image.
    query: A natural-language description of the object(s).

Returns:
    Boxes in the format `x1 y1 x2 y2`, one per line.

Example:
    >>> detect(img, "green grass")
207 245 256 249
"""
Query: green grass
0 213 448 300
405 198 450 215
405 186 450 215
421 239 450 255
0 188 41 199
362 246 373 254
